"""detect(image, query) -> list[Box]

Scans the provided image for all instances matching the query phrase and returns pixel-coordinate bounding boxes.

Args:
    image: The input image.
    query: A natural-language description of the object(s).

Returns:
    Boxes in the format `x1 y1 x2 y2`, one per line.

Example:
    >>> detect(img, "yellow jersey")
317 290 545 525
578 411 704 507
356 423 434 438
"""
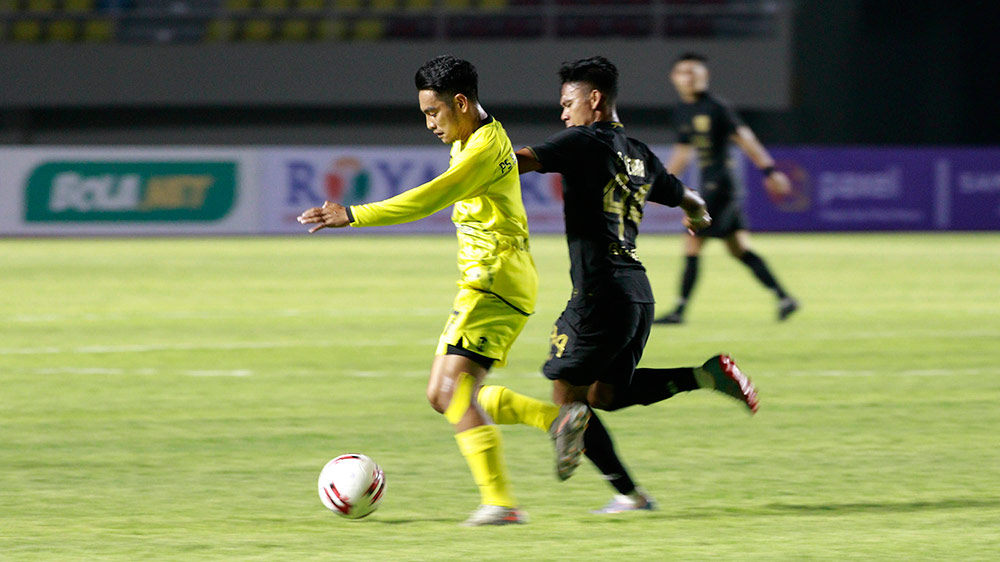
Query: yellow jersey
349 117 538 315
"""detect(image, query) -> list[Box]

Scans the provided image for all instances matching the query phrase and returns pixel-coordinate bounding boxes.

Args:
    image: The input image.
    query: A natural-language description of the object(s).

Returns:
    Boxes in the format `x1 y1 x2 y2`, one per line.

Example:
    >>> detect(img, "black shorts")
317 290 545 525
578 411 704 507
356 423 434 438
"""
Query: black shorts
698 176 747 238
542 300 653 387
697 199 747 238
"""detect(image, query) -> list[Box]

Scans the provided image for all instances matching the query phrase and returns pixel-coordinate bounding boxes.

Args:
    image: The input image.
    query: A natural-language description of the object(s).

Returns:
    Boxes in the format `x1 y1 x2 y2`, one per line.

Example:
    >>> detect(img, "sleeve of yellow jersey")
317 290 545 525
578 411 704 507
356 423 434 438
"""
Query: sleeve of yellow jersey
349 140 497 227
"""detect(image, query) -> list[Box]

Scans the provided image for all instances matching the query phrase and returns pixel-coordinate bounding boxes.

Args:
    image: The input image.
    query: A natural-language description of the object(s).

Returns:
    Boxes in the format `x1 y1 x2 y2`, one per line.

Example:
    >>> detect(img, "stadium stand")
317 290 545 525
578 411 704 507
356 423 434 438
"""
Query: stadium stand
0 0 780 42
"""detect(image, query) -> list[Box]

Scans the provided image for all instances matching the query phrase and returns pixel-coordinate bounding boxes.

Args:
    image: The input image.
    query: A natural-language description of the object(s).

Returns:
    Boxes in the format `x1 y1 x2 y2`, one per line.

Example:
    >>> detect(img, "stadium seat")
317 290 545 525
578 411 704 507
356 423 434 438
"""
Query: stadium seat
12 19 43 41
296 0 325 13
26 0 56 13
352 17 381 39
479 0 508 11
260 0 289 12
242 18 274 40
280 17 310 40
63 0 95 13
48 18 77 40
369 0 395 12
224 0 253 12
317 17 346 39
205 18 238 40
82 18 112 41
402 0 432 12
331 0 360 12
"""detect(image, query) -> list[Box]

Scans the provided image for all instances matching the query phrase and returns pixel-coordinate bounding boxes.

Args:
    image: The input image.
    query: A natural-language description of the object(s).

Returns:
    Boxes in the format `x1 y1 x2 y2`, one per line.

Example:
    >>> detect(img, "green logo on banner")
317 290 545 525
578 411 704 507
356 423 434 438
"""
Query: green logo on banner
24 161 237 222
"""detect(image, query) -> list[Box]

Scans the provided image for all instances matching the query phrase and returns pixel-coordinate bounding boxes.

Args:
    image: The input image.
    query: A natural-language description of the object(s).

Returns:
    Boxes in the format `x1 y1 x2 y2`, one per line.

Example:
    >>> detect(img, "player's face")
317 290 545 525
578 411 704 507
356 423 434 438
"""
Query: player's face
559 82 598 128
419 89 462 144
670 60 709 98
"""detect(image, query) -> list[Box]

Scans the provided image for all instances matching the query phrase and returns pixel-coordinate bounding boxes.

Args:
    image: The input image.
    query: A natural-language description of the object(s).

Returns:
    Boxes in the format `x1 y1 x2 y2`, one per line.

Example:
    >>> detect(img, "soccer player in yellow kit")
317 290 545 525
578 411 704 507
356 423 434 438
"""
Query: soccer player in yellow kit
297 55 588 526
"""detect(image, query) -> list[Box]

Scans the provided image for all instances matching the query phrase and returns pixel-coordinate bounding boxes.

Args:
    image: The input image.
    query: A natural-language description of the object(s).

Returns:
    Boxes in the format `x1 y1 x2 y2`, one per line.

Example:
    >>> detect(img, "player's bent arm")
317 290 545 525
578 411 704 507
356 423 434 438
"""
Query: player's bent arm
350 150 494 227
731 125 775 170
731 126 792 196
514 147 542 174
666 143 694 176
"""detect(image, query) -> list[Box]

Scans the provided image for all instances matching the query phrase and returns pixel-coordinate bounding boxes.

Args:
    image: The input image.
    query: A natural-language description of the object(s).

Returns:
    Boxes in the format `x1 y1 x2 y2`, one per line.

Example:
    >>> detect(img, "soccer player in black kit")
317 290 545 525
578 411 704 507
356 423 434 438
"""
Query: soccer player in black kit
655 52 799 324
473 56 760 514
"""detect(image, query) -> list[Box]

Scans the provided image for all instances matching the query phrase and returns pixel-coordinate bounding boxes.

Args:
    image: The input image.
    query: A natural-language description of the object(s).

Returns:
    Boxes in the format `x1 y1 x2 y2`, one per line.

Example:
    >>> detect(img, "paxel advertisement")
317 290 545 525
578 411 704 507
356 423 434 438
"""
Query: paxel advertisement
742 147 1000 231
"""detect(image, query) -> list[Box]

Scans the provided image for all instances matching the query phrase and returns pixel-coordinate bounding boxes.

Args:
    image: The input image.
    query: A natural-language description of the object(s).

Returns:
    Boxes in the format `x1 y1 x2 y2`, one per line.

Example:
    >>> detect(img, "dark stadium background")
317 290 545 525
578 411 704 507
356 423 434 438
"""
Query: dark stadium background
1 1 997 147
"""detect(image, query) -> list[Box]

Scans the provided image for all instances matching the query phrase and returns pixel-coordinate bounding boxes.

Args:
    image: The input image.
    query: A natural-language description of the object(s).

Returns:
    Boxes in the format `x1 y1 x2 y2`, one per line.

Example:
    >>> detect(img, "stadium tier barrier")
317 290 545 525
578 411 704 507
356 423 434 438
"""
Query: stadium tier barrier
1 145 998 236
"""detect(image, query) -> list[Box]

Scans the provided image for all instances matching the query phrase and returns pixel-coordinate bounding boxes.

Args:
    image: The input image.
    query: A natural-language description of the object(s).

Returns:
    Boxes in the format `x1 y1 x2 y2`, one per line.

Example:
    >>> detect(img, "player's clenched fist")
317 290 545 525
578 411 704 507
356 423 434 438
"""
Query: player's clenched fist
297 201 350 233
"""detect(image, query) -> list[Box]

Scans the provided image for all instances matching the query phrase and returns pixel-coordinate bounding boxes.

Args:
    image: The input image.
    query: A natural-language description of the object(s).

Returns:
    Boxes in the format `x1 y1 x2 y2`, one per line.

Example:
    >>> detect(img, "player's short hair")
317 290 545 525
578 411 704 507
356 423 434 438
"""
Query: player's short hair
415 55 479 104
558 56 618 103
673 52 709 67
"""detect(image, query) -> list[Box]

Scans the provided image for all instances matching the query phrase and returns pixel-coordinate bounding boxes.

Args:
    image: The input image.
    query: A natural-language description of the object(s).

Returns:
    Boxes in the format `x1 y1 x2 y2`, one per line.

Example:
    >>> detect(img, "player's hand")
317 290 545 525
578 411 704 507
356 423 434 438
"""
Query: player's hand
764 170 792 198
683 208 712 235
297 201 350 233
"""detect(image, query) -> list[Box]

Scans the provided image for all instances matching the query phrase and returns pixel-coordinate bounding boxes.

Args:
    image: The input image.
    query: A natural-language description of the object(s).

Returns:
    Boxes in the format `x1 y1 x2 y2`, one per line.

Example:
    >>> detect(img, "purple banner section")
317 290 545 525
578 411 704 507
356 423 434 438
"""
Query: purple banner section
742 147 1000 231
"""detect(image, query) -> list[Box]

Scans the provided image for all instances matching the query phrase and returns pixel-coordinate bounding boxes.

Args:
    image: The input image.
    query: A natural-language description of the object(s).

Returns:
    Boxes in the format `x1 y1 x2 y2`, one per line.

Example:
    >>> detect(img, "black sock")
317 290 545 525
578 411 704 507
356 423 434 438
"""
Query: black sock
621 367 698 407
583 409 636 495
676 256 699 313
739 250 788 299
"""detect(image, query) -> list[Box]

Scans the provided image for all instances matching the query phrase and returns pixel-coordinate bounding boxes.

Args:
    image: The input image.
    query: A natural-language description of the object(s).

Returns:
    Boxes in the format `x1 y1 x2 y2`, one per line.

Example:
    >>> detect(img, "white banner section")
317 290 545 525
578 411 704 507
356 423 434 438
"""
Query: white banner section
0 147 257 235
259 146 689 235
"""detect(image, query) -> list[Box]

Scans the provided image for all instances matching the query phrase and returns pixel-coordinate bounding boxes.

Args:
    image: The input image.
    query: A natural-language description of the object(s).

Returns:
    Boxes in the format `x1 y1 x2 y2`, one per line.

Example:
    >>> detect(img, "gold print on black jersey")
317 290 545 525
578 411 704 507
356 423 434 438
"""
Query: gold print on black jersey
549 325 569 359
603 175 651 240
694 114 711 133
617 151 646 177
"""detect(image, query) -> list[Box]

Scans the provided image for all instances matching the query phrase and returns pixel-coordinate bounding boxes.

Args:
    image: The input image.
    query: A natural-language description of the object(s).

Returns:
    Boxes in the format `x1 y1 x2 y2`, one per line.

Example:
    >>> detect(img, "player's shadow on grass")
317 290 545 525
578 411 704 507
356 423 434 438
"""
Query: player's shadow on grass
673 498 1000 519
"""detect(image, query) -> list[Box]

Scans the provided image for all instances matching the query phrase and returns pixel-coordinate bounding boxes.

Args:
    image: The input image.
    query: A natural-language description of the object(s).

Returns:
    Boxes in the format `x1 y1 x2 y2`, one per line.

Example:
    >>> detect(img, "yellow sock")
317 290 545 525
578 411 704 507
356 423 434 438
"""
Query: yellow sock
454 424 516 508
478 385 559 432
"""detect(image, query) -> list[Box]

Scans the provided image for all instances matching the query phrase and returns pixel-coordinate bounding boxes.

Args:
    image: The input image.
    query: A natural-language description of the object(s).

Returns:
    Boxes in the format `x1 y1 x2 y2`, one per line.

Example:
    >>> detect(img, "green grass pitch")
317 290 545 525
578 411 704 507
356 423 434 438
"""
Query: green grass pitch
2 233 999 560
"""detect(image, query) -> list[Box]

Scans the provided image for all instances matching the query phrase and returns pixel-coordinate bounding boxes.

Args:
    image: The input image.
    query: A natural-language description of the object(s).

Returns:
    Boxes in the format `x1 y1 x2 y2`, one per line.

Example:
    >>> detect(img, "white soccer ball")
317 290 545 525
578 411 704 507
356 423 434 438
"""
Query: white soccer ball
317 454 386 519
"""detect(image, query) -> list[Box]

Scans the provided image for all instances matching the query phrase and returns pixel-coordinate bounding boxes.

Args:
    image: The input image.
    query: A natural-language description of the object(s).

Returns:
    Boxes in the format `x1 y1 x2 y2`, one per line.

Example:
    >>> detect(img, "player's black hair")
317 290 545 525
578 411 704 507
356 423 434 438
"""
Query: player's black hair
558 56 618 103
415 55 479 104
673 52 709 67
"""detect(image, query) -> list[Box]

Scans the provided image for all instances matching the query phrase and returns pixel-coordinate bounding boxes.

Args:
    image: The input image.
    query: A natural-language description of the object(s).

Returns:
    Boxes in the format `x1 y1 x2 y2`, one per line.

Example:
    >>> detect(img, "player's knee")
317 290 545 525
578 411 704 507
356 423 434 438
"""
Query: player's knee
587 386 619 411
426 388 449 414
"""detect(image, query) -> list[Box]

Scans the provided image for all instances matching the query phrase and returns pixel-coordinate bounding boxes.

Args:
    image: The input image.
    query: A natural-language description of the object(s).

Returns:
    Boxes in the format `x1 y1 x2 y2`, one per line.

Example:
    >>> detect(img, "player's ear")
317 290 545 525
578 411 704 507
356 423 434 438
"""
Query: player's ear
453 93 468 113
589 89 602 110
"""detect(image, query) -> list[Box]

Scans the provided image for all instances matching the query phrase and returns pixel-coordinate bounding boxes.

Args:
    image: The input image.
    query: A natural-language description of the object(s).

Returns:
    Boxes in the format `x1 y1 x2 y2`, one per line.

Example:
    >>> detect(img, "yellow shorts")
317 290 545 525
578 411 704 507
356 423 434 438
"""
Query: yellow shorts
435 288 530 368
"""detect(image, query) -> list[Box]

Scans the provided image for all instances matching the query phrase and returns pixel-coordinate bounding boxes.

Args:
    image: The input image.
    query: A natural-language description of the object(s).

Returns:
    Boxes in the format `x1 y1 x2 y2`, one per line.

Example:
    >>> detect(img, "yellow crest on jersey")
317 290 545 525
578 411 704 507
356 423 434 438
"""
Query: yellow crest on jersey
693 114 711 133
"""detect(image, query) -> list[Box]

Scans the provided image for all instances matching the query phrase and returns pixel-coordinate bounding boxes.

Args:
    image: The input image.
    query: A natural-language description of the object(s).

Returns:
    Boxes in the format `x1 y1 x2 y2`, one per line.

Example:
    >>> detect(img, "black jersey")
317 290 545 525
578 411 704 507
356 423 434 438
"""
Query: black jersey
528 121 685 304
672 92 746 197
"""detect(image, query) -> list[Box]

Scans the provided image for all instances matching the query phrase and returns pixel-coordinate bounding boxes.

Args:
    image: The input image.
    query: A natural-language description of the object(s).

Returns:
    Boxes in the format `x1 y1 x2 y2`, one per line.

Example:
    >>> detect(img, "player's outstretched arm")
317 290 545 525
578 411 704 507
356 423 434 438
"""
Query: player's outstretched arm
297 201 350 233
731 126 791 197
514 148 542 174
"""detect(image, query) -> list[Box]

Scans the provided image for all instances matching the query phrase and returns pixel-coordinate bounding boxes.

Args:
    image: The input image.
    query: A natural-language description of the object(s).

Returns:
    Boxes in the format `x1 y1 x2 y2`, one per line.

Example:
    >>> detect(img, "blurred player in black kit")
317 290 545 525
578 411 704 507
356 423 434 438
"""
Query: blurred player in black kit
655 52 799 324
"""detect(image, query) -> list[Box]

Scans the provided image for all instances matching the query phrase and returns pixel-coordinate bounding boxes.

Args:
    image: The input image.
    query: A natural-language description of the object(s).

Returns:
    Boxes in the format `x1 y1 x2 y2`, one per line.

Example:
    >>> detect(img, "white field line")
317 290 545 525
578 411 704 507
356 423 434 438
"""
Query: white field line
682 328 1000 343
29 367 252 377
0 338 440 356
785 368 1000 377
7 308 444 323
15 366 997 379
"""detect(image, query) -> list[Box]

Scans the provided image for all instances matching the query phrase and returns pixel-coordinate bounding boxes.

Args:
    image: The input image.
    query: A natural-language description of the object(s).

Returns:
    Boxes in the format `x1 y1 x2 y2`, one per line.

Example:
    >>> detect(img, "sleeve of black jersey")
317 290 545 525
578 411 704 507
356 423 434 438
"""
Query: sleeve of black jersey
646 153 685 207
527 127 589 174
717 97 747 134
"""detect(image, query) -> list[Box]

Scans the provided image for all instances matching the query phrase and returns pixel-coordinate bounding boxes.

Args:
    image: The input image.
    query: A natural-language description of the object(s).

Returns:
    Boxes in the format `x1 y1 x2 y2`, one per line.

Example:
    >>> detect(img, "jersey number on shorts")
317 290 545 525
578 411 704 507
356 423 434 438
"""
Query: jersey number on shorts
549 326 569 359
